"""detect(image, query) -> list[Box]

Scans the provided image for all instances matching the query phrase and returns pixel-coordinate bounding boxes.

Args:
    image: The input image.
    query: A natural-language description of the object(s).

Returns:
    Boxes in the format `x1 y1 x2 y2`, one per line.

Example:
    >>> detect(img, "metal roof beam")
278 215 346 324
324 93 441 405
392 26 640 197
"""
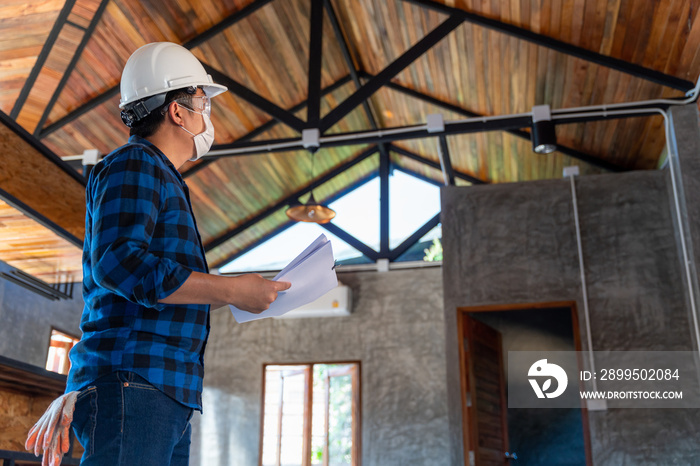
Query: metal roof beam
389 144 487 185
0 186 83 248
437 135 455 185
204 65 307 132
212 170 379 268
203 114 533 156
403 0 694 92
10 0 77 119
183 74 353 178
379 146 390 255
34 0 111 138
365 73 625 172
39 0 275 138
204 145 378 252
388 212 441 261
391 164 442 187
318 14 463 132
307 0 324 126
323 0 380 130
321 222 379 262
204 110 662 163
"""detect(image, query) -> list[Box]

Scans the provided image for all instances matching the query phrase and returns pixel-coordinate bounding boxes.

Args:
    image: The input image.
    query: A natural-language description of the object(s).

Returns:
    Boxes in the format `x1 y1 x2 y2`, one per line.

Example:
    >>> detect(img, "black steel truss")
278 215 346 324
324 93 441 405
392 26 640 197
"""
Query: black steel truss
379 146 390 255
437 135 455 185
204 65 307 132
319 14 464 132
184 74 353 178
389 144 486 185
10 0 77 119
34 0 111 138
15 0 683 269
388 212 441 261
213 169 379 268
307 0 325 126
211 154 449 268
391 164 442 187
368 73 626 172
0 186 83 248
403 0 695 93
204 145 379 252
38 0 276 138
191 108 666 158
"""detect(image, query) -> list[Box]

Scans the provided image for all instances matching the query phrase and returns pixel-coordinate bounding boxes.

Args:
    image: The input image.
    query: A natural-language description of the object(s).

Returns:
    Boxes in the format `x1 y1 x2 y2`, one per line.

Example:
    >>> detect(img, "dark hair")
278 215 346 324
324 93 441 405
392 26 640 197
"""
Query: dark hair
128 87 195 138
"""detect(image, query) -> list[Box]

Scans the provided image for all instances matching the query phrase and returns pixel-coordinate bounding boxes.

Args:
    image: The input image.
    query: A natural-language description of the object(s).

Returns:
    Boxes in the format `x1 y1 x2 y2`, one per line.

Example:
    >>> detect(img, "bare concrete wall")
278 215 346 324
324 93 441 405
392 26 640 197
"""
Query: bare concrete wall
441 152 700 463
0 260 83 367
190 267 450 466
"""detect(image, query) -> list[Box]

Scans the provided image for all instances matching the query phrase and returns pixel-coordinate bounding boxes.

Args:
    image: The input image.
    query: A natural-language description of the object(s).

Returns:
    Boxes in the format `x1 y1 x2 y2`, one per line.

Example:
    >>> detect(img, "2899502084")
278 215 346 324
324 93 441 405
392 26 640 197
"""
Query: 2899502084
595 368 680 381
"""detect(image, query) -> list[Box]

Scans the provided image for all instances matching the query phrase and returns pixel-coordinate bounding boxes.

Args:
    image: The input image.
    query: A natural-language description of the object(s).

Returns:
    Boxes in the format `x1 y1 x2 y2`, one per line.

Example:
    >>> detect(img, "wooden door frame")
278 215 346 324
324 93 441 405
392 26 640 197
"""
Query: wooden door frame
456 301 593 466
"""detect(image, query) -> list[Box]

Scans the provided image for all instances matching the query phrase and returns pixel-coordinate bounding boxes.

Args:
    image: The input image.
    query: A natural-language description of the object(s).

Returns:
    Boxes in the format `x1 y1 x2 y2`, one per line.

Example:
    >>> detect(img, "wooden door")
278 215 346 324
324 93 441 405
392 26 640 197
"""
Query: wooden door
460 315 510 466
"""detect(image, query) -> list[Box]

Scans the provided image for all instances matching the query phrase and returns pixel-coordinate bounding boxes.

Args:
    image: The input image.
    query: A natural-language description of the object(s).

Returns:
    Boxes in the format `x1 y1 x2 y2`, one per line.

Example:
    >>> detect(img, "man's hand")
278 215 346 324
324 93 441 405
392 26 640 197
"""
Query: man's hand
228 274 291 313
158 271 291 309
25 391 79 466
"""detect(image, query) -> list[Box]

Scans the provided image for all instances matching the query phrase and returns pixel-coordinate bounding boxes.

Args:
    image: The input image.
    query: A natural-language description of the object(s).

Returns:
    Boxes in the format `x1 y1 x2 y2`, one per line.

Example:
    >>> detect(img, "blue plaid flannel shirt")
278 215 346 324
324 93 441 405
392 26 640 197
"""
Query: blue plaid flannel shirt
67 135 210 410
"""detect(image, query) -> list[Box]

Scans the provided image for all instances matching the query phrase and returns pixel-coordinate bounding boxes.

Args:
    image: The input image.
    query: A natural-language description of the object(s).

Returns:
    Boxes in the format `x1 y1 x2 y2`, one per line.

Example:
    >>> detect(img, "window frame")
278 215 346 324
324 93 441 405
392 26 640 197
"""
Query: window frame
45 327 79 375
259 361 362 466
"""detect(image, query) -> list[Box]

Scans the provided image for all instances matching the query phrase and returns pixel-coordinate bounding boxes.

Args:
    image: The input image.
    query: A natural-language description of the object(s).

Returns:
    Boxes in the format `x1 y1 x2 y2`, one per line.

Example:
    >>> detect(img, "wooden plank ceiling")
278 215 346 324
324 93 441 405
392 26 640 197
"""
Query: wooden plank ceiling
1 0 699 277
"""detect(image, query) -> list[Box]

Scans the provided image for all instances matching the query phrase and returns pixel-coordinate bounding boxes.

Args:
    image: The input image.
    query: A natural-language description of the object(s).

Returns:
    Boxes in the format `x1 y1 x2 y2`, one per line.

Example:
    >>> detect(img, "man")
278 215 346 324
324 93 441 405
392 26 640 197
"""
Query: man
25 42 290 465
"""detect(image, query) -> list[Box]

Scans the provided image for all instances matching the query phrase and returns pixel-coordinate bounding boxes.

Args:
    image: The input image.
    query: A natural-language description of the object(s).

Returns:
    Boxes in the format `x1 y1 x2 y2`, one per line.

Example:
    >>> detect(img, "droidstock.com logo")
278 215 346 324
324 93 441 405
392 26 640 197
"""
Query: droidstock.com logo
528 359 568 399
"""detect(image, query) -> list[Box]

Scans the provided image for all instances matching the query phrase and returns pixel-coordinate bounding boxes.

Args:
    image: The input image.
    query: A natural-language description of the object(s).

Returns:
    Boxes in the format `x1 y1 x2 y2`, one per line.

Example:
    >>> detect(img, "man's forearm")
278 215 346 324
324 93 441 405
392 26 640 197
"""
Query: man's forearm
158 271 291 313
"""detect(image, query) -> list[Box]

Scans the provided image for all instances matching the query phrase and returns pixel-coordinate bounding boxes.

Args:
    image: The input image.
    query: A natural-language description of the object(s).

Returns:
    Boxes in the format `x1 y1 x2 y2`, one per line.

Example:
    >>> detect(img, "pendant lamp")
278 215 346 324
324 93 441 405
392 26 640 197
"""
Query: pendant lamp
286 150 336 224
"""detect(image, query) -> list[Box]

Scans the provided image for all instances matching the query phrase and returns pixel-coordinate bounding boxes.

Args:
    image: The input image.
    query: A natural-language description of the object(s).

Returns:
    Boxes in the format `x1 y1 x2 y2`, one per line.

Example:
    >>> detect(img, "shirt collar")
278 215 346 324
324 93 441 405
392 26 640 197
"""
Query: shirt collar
128 135 183 182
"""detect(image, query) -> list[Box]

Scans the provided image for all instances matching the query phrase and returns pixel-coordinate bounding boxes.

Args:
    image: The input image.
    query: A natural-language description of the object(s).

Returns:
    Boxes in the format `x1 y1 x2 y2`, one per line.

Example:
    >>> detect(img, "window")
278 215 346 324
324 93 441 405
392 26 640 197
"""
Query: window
46 329 79 375
220 171 442 273
261 363 360 466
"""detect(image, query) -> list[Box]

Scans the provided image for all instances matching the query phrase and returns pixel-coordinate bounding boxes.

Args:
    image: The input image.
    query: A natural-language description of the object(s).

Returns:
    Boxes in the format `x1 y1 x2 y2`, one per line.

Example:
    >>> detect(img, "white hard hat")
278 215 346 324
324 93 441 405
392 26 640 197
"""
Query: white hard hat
119 42 227 109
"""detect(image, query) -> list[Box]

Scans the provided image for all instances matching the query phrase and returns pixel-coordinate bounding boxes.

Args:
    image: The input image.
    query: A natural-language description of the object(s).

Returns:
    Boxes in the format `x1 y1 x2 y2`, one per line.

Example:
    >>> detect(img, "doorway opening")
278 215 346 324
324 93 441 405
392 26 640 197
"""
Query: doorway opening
457 302 592 466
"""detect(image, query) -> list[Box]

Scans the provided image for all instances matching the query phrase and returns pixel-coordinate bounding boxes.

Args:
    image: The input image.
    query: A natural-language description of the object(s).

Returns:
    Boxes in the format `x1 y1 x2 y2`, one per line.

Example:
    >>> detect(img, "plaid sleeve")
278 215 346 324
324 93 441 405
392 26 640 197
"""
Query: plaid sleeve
89 150 192 310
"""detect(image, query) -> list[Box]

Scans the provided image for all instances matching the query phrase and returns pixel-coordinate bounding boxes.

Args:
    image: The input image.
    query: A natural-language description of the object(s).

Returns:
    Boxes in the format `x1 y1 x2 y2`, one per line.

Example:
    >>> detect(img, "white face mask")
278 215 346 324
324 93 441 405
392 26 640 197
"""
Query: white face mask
179 112 215 161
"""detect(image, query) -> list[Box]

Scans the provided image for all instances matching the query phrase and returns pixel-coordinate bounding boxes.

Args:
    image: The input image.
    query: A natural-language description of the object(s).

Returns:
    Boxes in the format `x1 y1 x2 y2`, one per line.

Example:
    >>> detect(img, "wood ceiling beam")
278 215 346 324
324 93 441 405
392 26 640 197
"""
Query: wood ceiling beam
34 0 111 138
10 0 77 119
403 0 695 92
39 0 276 138
204 145 379 252
318 14 464 132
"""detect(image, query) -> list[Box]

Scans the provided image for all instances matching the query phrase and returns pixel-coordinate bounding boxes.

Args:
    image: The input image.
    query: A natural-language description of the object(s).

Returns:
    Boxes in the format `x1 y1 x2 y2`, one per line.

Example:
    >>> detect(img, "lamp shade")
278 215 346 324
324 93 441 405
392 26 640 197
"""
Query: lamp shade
286 192 336 224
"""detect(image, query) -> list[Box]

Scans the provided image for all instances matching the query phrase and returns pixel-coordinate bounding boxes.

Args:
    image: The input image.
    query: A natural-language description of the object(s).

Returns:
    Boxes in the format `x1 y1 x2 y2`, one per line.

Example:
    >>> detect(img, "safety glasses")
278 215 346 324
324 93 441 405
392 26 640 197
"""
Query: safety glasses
170 95 211 117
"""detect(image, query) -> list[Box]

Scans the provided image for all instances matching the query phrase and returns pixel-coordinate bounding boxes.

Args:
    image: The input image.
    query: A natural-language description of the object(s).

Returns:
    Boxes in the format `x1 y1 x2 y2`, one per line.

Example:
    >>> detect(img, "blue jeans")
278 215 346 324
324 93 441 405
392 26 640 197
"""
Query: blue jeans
71 371 194 465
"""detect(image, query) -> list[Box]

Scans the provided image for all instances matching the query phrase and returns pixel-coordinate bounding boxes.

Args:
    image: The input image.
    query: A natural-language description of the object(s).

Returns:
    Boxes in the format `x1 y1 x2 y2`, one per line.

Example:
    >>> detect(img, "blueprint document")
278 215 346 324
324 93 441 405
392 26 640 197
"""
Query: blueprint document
229 234 338 323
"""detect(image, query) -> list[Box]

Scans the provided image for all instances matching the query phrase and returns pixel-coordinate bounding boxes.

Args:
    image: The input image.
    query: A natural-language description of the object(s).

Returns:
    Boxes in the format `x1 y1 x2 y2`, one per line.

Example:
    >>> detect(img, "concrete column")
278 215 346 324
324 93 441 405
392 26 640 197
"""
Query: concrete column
667 104 700 353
